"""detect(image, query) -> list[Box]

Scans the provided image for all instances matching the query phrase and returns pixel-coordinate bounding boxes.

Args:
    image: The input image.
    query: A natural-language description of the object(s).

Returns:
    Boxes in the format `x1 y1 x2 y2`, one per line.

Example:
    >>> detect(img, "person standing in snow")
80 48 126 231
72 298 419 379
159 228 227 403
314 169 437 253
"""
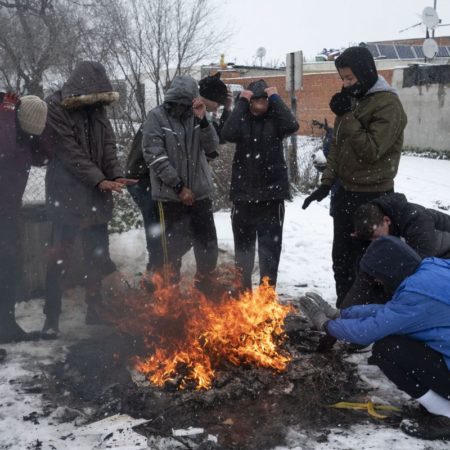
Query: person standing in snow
302 46 407 307
43 61 137 335
126 73 230 278
0 92 49 343
299 236 450 441
142 75 219 291
221 80 299 290
341 192 450 309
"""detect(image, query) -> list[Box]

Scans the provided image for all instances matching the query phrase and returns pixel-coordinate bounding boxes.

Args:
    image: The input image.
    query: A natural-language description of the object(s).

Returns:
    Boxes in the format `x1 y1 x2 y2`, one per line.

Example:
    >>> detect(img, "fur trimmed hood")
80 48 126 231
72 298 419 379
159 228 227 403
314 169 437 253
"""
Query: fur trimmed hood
61 91 119 109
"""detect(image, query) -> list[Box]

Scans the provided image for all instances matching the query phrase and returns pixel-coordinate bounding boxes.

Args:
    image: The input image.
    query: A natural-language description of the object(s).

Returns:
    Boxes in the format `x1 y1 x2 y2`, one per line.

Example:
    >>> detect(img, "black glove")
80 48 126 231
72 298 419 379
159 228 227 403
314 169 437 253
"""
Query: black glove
302 184 331 209
329 91 352 116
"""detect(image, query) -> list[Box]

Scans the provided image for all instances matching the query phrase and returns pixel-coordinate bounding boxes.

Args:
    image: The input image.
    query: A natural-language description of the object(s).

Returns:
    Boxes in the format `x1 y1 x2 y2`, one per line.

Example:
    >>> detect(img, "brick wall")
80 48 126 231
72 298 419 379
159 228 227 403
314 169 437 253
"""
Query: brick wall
222 69 393 136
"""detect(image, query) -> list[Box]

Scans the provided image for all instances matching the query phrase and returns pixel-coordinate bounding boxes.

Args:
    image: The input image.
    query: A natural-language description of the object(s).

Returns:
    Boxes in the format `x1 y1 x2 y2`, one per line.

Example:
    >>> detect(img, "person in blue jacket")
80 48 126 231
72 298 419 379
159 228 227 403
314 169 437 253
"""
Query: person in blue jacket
299 235 450 441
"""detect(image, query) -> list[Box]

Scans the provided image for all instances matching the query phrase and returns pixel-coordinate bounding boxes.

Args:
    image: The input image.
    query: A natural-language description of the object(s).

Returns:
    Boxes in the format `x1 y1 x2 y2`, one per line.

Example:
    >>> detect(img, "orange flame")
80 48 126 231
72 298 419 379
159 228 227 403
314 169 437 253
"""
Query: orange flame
111 271 292 390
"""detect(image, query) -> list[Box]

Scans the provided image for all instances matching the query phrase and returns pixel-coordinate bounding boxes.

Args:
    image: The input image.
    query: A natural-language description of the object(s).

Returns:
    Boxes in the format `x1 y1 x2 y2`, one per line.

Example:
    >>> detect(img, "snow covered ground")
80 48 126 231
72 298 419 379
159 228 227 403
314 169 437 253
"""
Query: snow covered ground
1 154 450 449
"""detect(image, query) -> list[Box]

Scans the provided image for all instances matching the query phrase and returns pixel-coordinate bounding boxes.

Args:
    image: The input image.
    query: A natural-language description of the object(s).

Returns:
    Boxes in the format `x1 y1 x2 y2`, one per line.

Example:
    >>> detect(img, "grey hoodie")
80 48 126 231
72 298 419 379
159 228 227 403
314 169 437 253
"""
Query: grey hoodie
142 76 219 202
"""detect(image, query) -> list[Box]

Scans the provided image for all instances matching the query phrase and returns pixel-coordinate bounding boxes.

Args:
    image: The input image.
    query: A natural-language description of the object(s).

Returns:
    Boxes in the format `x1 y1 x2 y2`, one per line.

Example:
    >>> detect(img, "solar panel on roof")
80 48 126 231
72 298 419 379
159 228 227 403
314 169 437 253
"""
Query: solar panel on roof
395 45 415 59
367 44 380 58
414 46 425 58
437 46 449 57
377 44 398 59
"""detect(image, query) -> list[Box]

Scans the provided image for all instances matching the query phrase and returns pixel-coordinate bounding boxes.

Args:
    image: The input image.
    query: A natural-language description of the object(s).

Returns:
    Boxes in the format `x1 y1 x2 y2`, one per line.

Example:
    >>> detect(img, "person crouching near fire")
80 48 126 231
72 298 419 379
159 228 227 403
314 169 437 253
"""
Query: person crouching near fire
299 236 450 441
0 92 48 345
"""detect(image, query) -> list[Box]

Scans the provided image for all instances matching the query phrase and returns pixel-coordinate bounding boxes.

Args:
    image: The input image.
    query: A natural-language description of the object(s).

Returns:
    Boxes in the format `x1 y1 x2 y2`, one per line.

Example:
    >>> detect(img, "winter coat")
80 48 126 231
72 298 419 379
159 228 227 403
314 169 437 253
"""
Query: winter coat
322 76 407 192
142 77 219 202
373 192 450 258
328 257 450 369
221 95 299 202
0 96 50 221
45 62 122 227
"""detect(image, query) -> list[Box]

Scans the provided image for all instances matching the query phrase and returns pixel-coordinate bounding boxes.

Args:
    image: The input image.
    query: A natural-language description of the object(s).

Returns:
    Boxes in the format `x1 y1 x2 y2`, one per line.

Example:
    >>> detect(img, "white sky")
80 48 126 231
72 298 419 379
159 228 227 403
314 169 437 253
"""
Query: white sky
218 0 450 64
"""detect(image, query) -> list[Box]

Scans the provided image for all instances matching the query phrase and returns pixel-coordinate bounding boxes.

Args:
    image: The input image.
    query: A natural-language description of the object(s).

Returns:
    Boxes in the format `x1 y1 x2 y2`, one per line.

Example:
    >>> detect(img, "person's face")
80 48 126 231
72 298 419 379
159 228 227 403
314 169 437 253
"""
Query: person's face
338 67 359 88
201 97 219 113
372 216 391 239
249 97 269 116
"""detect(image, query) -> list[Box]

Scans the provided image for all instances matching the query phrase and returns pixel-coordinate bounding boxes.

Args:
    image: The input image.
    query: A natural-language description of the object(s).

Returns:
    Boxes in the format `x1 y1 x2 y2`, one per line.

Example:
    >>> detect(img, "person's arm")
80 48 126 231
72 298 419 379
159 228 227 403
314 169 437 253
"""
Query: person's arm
321 125 339 186
339 98 406 164
198 116 219 156
142 110 183 192
100 115 124 181
265 88 299 137
403 213 437 258
326 293 425 345
220 96 250 143
46 101 106 187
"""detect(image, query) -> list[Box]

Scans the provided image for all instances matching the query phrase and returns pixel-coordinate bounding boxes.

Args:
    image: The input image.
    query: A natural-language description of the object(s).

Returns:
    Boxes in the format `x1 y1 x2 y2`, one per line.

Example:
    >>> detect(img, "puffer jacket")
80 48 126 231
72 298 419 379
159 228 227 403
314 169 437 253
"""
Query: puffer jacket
142 76 219 202
45 61 123 226
322 76 407 192
328 257 450 370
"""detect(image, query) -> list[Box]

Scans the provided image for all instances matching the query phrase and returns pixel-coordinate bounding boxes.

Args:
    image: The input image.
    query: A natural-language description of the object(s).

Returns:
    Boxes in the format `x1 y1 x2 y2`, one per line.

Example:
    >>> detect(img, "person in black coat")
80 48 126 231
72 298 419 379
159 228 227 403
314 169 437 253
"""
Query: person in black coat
341 192 450 308
221 79 299 290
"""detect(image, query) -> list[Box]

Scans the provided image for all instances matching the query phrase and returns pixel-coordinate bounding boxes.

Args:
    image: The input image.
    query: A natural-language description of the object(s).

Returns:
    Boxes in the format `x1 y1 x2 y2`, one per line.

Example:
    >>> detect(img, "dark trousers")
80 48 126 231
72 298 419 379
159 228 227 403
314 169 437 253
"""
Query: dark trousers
370 335 450 400
158 198 218 280
44 222 110 318
0 216 22 326
232 200 285 290
332 188 392 307
127 179 163 270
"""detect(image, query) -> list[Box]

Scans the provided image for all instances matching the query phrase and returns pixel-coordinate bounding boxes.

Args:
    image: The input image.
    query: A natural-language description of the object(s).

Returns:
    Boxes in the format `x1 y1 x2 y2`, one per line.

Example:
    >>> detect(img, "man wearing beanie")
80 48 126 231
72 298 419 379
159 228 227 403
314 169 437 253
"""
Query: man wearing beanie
222 79 299 291
0 92 49 344
299 236 450 440
43 61 137 335
142 75 219 291
302 45 407 307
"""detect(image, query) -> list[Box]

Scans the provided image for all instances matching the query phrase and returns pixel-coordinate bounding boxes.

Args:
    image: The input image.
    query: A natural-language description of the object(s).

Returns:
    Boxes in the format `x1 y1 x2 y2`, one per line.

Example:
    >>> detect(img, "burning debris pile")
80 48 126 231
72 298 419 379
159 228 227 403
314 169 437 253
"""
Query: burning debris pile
108 271 292 390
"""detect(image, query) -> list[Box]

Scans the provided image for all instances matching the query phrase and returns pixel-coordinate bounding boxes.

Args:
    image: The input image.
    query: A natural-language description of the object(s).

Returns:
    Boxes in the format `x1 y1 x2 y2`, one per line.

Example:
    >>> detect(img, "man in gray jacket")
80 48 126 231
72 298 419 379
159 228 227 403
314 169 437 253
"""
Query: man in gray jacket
143 76 219 290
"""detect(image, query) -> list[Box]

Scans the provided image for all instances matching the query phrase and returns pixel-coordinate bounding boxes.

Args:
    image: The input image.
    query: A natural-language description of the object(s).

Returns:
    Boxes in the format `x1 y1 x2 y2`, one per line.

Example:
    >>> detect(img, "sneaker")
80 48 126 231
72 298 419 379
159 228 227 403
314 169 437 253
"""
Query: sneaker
0 321 44 343
42 316 60 338
400 414 450 440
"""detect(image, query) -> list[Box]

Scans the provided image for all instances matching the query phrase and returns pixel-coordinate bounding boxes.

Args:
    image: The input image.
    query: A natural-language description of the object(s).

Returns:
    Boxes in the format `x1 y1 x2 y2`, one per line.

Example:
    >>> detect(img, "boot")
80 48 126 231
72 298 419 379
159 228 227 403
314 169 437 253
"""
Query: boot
42 314 60 338
401 414 450 440
0 321 42 343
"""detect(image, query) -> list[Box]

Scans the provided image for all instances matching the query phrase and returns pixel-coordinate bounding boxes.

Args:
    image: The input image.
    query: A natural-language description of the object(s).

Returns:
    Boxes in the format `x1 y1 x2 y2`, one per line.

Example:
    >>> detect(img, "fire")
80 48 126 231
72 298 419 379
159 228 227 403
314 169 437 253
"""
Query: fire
110 270 292 390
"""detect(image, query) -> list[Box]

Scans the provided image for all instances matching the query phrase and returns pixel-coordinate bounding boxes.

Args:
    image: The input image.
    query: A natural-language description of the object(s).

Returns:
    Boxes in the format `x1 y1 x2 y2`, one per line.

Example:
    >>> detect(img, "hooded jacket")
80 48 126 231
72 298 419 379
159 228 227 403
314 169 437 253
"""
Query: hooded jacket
221 94 299 202
142 76 219 202
45 62 122 226
322 76 407 192
327 237 450 370
372 192 450 258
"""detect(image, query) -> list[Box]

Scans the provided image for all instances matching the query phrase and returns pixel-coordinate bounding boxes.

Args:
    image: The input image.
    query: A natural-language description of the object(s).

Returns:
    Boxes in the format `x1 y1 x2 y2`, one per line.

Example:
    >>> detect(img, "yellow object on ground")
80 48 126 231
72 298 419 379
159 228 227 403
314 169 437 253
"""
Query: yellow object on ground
329 401 401 419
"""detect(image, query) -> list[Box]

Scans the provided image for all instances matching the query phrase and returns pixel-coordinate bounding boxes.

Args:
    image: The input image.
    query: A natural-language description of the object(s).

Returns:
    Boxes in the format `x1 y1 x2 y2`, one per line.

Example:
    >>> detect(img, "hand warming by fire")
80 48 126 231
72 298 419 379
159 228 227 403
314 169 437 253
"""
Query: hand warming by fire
109 271 292 390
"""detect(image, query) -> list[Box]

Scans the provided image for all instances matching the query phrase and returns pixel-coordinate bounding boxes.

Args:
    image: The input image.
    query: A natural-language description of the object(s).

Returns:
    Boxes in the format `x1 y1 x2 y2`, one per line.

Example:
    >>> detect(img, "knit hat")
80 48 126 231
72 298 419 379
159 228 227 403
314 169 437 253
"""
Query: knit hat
17 96 48 136
335 46 378 94
199 72 228 105
360 235 421 292
247 79 268 99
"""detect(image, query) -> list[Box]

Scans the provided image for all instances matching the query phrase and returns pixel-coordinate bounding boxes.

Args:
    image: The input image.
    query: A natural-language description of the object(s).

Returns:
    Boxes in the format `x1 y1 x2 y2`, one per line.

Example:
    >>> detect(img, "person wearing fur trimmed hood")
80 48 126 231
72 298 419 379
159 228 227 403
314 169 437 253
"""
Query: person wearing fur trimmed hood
0 92 49 344
43 61 137 335
302 46 407 307
299 236 450 441
142 75 220 291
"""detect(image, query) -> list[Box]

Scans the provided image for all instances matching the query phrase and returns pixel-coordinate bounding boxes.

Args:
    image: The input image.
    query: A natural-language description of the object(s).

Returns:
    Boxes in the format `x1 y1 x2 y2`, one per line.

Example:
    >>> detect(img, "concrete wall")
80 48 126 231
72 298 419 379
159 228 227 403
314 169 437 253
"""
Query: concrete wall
392 66 450 154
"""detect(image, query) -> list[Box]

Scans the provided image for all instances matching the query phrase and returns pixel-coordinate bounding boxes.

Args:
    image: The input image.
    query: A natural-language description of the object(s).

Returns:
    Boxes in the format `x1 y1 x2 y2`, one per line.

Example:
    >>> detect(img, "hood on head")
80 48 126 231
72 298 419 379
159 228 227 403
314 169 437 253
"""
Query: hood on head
335 46 378 95
164 76 199 106
61 61 118 109
247 79 268 99
360 235 421 292
372 192 408 220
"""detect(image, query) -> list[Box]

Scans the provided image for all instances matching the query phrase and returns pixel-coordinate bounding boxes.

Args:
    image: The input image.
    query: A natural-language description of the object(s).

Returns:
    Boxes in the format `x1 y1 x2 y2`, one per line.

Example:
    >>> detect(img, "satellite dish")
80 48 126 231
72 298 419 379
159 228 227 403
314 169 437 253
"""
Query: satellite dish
423 38 438 59
422 6 440 29
256 47 267 58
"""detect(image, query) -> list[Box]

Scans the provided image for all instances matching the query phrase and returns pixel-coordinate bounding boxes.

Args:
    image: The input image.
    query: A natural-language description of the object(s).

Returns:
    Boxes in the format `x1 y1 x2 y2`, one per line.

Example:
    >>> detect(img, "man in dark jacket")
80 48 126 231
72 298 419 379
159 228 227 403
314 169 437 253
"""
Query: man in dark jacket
221 80 299 290
142 75 219 289
300 236 450 441
340 192 450 308
0 92 48 343
43 61 136 334
126 74 229 277
302 46 407 307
